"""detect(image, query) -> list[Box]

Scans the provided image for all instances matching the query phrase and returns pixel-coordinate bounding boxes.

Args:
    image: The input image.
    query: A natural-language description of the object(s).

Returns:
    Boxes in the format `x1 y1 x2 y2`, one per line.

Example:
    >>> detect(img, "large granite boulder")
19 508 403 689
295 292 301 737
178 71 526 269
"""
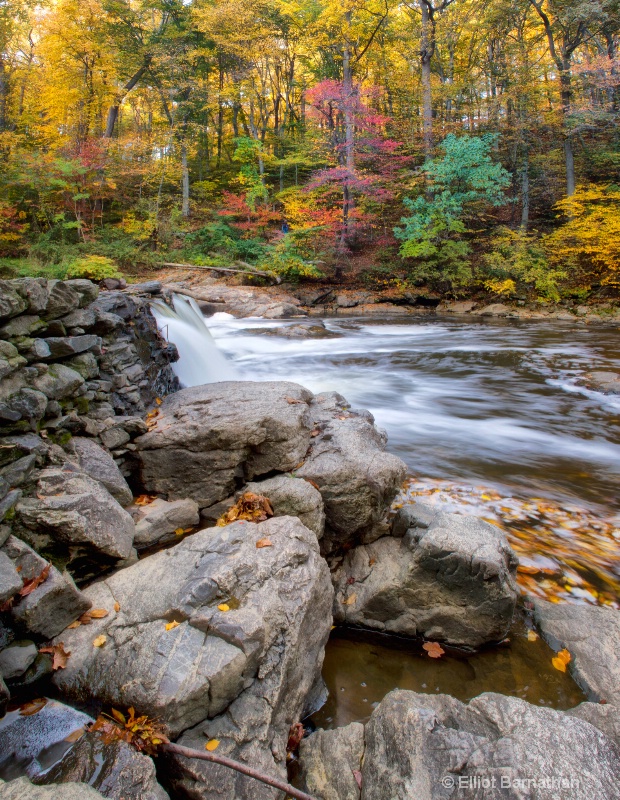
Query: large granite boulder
15 463 135 571
333 505 518 647
534 600 620 704
299 723 364 800
53 516 333 742
70 437 133 507
136 382 315 508
243 475 325 539
360 690 620 800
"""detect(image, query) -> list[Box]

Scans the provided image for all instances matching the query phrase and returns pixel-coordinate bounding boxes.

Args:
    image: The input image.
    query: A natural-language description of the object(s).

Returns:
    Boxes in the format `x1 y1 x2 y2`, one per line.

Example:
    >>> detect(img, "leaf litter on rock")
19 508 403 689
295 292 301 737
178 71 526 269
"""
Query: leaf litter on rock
216 492 274 526
39 642 71 670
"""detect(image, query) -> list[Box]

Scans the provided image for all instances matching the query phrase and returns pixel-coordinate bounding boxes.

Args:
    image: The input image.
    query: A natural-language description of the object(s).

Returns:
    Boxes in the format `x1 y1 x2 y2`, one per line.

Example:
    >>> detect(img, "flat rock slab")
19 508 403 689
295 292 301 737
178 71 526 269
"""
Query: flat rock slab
0 779 103 800
53 516 332 738
534 600 620 703
132 497 199 547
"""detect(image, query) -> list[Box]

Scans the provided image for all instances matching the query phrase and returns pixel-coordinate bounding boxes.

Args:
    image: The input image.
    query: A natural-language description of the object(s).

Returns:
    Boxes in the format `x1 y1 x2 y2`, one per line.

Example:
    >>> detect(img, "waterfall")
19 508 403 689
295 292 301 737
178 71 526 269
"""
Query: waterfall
150 294 239 387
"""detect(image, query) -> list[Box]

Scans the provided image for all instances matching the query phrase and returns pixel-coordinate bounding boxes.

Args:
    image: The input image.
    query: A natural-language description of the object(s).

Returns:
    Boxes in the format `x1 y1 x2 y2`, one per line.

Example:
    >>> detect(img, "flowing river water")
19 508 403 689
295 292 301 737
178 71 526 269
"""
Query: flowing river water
168 310 620 722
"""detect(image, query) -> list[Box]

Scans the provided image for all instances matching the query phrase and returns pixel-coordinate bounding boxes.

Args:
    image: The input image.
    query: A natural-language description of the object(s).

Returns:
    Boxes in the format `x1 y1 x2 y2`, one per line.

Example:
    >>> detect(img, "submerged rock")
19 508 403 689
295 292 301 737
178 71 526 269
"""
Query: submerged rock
333 504 518 647
52 516 333 740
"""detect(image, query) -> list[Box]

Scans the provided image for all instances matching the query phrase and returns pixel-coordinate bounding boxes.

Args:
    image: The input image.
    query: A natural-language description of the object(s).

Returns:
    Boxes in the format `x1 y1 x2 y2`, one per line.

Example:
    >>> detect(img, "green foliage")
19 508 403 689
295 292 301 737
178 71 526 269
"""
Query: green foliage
65 255 122 281
233 137 269 210
395 135 510 291
259 234 324 282
482 227 565 301
185 221 269 263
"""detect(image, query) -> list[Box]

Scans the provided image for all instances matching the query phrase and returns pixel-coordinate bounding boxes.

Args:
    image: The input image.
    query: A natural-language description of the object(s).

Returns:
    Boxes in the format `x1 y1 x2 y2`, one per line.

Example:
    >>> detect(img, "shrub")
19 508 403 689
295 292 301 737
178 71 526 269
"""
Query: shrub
65 255 122 281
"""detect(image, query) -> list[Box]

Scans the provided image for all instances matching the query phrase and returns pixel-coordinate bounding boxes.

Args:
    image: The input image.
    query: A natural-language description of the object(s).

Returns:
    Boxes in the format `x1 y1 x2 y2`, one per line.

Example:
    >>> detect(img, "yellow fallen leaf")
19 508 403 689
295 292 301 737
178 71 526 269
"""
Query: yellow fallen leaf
205 739 220 751
256 538 273 548
90 609 108 619
552 648 571 672
155 397 162 405
67 620 81 629
342 592 357 606
165 620 180 631
93 635 106 648
114 602 120 612
217 603 230 612
527 629 538 642
175 527 185 535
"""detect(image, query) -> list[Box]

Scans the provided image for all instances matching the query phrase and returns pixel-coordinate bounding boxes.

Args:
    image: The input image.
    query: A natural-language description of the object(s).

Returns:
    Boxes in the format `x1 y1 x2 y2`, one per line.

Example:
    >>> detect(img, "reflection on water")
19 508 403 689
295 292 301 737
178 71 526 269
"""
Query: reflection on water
310 619 587 729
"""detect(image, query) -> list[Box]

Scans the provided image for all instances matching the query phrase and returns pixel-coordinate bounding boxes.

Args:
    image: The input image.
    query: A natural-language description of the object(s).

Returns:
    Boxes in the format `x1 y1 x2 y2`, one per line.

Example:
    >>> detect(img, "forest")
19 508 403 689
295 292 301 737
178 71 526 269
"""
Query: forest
1 0 619 300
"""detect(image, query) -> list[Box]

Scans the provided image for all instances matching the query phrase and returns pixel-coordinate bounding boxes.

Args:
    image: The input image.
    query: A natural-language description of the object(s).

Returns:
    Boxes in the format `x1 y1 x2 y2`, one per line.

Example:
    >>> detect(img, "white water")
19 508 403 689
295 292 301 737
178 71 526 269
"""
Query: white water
150 295 238 388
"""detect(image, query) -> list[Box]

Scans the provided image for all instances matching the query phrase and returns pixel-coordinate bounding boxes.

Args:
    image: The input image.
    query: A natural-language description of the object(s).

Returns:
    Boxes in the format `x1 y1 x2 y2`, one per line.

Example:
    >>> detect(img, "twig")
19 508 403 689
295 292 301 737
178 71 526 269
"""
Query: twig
158 261 281 284
162 742 316 800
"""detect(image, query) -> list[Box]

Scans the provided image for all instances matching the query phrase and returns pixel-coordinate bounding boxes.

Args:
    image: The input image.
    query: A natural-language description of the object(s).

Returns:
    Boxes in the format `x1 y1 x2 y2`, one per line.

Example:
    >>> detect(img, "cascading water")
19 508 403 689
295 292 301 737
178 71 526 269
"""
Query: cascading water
150 293 238 387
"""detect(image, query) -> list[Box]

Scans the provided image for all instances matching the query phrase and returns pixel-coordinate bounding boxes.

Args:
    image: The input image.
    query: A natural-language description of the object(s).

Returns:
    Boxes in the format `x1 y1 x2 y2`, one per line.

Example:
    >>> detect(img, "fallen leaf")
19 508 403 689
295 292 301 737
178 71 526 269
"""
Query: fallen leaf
256 538 273 548
353 770 363 790
285 396 303 404
20 563 51 597
79 612 93 624
205 739 220 751
342 592 357 606
64 728 86 743
310 428 321 437
175 527 185 535
114 602 120 612
93 635 107 648
216 492 274 526
368 558 376 567
287 722 304 752
527 629 539 642
155 397 162 406
517 565 541 575
165 620 180 631
135 494 157 506
423 641 445 659
112 708 127 724
0 597 14 612
551 648 571 672
67 620 81 629
303 478 320 490
39 642 71 670
90 609 109 619
19 698 48 716
217 603 230 612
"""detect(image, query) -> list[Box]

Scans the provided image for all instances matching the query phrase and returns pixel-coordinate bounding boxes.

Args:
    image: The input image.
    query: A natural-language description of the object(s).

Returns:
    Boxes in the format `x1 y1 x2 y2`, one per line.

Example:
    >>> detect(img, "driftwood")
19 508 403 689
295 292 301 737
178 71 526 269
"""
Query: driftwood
163 742 316 800
158 261 281 284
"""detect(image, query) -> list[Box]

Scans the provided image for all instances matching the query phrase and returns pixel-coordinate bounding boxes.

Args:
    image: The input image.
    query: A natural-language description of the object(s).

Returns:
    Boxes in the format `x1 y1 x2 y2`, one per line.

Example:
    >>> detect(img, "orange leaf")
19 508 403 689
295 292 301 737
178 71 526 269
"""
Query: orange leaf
217 603 230 612
205 739 220 751
165 620 180 631
552 648 571 672
285 396 303 404
114 602 121 612
422 641 445 659
19 698 48 716
256 538 273 548
155 397 162 406
67 620 81 629
39 642 71 670
112 708 127 724
79 612 93 624
216 492 274 527
90 609 109 619
342 592 357 606
20 563 51 597
303 478 320 490
135 494 157 506
93 635 107 648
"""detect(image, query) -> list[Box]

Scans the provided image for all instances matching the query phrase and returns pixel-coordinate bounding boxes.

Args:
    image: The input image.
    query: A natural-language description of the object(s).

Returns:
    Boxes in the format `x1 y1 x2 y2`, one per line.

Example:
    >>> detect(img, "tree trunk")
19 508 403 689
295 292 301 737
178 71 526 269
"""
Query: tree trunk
419 0 434 160
181 142 190 218
520 146 530 228
340 11 355 252
0 57 8 132
103 63 149 138
564 137 575 196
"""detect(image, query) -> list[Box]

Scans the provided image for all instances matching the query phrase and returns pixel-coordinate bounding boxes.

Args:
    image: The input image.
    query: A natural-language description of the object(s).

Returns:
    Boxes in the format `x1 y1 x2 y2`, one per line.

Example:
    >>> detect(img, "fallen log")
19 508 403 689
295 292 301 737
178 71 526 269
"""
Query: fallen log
158 261 281 284
163 741 316 800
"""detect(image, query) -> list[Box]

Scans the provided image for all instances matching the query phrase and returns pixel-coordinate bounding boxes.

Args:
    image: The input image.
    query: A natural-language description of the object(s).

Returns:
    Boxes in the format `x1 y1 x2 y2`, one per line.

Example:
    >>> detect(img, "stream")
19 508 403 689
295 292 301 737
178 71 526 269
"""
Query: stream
170 310 620 723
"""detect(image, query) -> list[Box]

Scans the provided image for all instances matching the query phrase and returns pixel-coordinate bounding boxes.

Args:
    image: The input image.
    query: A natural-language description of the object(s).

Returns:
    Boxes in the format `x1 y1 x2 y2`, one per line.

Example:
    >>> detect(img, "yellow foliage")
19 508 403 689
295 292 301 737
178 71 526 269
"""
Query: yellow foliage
484 278 516 296
544 185 620 287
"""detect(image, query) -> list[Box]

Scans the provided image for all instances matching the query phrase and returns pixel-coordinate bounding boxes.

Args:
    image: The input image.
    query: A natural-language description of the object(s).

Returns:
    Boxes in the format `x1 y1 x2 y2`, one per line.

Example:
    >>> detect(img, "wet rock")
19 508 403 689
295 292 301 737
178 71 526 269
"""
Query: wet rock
53 516 332 740
91 292 136 321
30 364 84 400
16 464 135 563
60 308 97 331
0 491 21 522
0 282 28 321
584 371 620 395
38 732 169 800
0 641 38 680
333 506 518 647
0 699 91 780
132 497 199 547
3 536 91 638
0 552 21 603
299 723 364 800
534 600 620 703
136 381 314 508
71 438 132 507
43 281 81 320
296 392 407 553
360 690 620 800
244 475 325 539
0 778 104 800
43 336 101 360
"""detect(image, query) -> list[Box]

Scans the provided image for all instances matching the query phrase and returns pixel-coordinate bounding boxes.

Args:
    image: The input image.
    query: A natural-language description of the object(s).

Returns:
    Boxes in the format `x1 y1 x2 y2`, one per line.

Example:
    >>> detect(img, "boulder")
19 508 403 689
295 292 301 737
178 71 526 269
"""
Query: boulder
0 778 104 800
299 723 364 800
36 733 169 800
136 382 315 507
66 279 99 306
0 641 38 680
16 464 135 566
534 600 620 703
30 364 84 400
71 438 133 507
333 505 518 647
52 516 333 739
132 497 199 547
243 475 325 538
359 690 620 800
471 303 512 317
0 282 28 321
296 392 406 553
584 371 620 395
11 279 50 314
0 551 22 603
42 281 81 319
43 335 101 359
2 536 91 638
567 702 620 747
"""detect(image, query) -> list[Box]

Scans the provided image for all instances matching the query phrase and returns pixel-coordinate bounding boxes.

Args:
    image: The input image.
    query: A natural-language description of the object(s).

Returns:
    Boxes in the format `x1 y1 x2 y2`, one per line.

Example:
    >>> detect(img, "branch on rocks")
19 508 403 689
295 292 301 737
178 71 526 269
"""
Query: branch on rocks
162 742 316 800
158 262 282 284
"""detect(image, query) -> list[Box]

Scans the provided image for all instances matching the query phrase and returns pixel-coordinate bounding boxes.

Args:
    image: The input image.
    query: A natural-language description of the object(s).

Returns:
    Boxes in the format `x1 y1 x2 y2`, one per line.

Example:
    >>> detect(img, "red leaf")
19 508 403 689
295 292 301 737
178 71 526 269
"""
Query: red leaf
20 564 51 597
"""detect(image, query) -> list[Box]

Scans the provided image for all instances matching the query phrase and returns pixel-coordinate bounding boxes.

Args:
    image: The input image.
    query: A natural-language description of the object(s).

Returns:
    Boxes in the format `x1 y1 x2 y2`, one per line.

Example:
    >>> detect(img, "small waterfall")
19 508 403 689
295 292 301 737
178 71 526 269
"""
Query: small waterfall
150 294 239 387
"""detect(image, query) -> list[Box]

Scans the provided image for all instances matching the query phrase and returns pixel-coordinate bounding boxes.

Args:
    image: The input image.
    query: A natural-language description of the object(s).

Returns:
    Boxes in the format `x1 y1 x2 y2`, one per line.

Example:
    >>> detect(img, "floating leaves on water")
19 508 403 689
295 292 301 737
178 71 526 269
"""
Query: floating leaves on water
216 492 274 526
217 603 230 612
39 642 71 670
135 494 157 507
256 538 273 548
342 592 357 606
165 620 180 631
19 698 47 716
551 648 571 672
20 563 51 597
93 635 107 648
422 641 445 659
205 739 220 751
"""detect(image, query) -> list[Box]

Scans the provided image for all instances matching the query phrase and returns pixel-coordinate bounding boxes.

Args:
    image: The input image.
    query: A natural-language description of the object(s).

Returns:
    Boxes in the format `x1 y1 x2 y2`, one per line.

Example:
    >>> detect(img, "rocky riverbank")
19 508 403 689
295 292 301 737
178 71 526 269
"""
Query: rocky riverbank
1 277 620 800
